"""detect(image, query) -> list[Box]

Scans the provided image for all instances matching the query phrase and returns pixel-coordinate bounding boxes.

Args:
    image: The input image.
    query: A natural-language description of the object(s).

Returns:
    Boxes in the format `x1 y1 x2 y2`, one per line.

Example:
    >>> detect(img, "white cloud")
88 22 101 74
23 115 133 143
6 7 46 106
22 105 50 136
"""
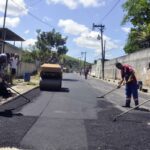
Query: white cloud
59 19 120 53
103 35 119 50
74 31 119 53
74 31 101 50
46 0 77 9
58 19 89 35
0 17 20 28
0 0 28 17
121 27 130 33
24 29 30 34
46 0 105 9
79 0 105 7
23 38 37 48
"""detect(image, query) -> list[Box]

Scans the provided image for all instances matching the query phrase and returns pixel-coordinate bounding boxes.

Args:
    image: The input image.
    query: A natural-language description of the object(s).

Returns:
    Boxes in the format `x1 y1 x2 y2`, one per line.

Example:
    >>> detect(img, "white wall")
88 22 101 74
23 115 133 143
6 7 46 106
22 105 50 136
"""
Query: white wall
92 48 150 86
17 62 37 77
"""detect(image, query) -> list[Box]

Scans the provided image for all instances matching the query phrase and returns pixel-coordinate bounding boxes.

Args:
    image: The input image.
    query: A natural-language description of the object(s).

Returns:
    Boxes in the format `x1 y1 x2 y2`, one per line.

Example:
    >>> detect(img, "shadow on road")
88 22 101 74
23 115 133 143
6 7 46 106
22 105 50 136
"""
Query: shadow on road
0 109 23 118
63 78 79 82
136 107 150 112
42 87 70 93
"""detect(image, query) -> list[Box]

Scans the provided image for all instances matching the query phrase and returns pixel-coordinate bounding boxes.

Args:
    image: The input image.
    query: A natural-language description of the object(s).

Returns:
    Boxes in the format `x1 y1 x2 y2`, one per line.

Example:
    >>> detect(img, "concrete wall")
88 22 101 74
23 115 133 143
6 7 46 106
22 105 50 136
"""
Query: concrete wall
91 48 150 86
0 42 38 77
17 62 37 77
4 42 23 59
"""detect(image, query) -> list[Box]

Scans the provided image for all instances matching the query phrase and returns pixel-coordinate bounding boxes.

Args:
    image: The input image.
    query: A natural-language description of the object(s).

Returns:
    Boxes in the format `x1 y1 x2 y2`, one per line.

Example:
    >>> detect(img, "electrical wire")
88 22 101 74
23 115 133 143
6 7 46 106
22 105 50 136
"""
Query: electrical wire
11 0 54 28
100 0 121 23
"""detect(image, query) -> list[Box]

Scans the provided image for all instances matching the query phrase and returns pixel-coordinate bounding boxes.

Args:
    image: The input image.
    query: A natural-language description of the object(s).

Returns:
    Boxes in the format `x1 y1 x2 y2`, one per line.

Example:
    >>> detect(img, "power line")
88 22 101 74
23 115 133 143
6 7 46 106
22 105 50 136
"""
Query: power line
100 0 121 22
11 0 54 28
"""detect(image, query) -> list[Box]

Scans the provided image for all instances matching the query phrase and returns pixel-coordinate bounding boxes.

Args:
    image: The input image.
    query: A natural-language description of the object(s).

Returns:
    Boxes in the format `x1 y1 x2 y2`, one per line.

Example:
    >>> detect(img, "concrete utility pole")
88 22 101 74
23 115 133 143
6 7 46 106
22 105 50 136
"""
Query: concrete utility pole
92 23 105 79
78 57 81 75
81 52 87 74
2 0 9 53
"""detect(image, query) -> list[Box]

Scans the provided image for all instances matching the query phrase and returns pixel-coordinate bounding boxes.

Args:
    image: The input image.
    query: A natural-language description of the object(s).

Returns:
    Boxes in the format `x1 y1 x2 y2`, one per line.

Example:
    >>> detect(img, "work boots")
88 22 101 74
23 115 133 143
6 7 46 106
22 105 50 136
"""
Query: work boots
134 100 139 110
122 100 131 108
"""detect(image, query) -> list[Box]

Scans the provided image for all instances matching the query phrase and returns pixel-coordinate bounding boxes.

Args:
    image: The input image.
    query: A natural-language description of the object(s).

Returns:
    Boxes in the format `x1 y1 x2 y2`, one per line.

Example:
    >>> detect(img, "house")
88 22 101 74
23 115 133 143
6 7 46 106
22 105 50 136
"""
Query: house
0 28 24 59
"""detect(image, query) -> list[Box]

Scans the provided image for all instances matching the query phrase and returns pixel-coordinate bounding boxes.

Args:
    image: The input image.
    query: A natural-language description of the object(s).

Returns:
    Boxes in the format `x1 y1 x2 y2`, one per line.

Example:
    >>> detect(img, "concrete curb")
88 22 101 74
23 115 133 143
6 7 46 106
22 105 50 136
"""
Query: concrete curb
0 86 39 106
90 75 150 95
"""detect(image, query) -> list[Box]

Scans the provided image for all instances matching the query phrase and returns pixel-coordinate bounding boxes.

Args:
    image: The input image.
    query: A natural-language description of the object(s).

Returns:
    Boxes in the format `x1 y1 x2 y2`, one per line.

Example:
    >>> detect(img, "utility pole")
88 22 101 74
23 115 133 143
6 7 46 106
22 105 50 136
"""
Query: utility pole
93 23 105 79
2 0 9 53
78 57 81 75
81 52 87 74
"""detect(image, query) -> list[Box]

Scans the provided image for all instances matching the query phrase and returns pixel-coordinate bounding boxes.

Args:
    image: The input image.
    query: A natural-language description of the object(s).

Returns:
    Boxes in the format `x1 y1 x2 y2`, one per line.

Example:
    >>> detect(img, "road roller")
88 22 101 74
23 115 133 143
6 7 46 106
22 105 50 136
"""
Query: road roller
39 63 62 90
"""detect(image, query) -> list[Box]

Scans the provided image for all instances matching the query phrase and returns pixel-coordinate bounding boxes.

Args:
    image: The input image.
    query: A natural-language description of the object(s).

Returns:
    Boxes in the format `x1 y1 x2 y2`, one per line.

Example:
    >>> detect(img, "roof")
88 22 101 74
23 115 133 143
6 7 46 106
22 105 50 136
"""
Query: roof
0 28 24 41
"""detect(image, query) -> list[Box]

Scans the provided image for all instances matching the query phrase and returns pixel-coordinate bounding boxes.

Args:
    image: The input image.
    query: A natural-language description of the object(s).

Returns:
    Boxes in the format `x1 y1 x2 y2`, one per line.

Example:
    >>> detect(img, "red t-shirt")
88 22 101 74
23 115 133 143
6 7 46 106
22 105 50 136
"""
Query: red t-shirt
121 64 137 82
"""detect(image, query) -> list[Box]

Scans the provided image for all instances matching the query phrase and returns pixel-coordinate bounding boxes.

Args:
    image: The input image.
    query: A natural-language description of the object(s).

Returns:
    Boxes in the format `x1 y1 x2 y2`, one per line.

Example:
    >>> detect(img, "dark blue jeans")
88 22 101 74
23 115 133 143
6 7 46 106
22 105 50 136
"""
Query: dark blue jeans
125 82 138 99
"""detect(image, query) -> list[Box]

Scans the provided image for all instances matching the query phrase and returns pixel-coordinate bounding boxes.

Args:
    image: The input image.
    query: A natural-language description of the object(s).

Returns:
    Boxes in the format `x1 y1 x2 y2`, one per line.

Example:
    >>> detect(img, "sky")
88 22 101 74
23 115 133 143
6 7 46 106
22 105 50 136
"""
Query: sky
0 0 131 63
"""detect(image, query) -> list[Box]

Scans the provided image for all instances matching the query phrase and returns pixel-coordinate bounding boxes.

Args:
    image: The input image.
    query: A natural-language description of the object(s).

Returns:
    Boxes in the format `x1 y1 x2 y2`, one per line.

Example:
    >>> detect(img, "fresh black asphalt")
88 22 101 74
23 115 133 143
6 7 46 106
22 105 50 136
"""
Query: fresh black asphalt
0 73 149 150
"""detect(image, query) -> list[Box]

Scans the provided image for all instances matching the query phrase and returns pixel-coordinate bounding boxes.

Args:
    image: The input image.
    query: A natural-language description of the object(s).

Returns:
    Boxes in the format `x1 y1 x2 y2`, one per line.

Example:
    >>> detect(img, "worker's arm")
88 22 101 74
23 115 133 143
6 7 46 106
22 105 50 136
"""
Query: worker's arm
117 78 124 88
118 72 135 88
127 71 135 83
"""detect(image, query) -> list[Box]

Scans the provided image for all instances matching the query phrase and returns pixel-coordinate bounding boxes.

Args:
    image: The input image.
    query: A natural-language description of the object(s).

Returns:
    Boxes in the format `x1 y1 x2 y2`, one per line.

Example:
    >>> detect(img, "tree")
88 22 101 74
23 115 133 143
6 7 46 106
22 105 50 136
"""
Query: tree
122 0 150 53
35 29 68 62
122 0 150 27
124 29 140 53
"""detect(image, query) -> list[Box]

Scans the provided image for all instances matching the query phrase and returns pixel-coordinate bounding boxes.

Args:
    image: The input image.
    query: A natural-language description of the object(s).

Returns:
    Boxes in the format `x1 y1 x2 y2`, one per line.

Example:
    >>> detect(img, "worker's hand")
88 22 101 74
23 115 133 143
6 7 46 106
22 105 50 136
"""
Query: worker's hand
118 81 122 85
127 79 132 83
123 81 126 85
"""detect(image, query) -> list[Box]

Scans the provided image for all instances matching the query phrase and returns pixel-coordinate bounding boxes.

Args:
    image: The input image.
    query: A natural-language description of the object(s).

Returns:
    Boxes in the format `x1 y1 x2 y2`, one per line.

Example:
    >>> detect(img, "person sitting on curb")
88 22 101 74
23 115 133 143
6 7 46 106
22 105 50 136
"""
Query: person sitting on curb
115 62 139 109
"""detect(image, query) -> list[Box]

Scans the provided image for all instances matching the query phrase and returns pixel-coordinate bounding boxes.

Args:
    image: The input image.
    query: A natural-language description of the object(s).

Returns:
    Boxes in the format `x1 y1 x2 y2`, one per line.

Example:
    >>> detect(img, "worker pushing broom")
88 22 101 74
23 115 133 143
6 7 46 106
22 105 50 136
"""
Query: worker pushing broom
97 62 139 108
97 62 150 121
115 62 139 109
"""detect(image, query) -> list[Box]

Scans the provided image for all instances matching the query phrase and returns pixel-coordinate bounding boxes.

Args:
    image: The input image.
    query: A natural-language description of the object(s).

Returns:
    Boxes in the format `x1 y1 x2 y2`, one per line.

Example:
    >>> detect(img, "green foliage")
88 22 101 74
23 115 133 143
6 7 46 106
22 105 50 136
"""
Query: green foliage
57 46 68 56
21 50 35 63
63 55 91 72
122 0 150 26
124 28 141 53
22 29 68 63
35 29 68 62
122 0 150 53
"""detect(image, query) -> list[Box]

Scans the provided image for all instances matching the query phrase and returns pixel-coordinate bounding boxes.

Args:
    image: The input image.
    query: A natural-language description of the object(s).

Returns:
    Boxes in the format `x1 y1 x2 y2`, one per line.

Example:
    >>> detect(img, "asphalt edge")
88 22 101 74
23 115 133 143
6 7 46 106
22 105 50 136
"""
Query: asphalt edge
0 86 39 107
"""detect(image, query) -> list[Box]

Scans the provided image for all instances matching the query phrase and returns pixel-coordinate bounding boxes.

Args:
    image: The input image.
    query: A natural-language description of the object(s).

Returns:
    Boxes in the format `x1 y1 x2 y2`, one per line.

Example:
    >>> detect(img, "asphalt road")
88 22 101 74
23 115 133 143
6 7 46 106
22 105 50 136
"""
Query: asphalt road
0 73 149 150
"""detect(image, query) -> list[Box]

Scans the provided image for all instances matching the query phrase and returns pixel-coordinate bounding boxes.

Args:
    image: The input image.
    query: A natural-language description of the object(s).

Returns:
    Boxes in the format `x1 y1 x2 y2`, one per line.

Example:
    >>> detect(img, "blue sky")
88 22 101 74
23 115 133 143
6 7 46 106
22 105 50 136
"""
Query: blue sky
0 0 130 63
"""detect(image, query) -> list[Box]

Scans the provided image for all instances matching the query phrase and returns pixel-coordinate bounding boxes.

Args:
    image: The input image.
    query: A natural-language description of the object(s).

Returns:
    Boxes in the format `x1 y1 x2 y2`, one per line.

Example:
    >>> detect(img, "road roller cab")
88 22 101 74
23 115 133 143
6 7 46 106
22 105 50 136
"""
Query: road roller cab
40 63 62 90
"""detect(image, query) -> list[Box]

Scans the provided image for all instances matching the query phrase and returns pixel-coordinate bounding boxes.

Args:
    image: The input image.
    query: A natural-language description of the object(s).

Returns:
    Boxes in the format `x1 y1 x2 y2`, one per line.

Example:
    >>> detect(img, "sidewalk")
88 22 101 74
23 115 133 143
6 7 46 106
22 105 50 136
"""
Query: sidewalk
0 74 40 105
91 75 150 95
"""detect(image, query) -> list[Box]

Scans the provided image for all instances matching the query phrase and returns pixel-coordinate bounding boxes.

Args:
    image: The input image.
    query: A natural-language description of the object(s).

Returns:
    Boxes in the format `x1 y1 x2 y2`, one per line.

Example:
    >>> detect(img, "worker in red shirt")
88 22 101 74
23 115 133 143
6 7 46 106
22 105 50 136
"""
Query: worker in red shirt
115 62 139 108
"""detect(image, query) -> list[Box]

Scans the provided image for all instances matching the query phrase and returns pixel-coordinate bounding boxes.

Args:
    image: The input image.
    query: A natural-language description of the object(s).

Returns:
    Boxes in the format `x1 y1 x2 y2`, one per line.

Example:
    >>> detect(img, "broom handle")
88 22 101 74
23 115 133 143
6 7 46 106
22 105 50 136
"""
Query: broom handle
115 99 150 119
6 83 31 102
